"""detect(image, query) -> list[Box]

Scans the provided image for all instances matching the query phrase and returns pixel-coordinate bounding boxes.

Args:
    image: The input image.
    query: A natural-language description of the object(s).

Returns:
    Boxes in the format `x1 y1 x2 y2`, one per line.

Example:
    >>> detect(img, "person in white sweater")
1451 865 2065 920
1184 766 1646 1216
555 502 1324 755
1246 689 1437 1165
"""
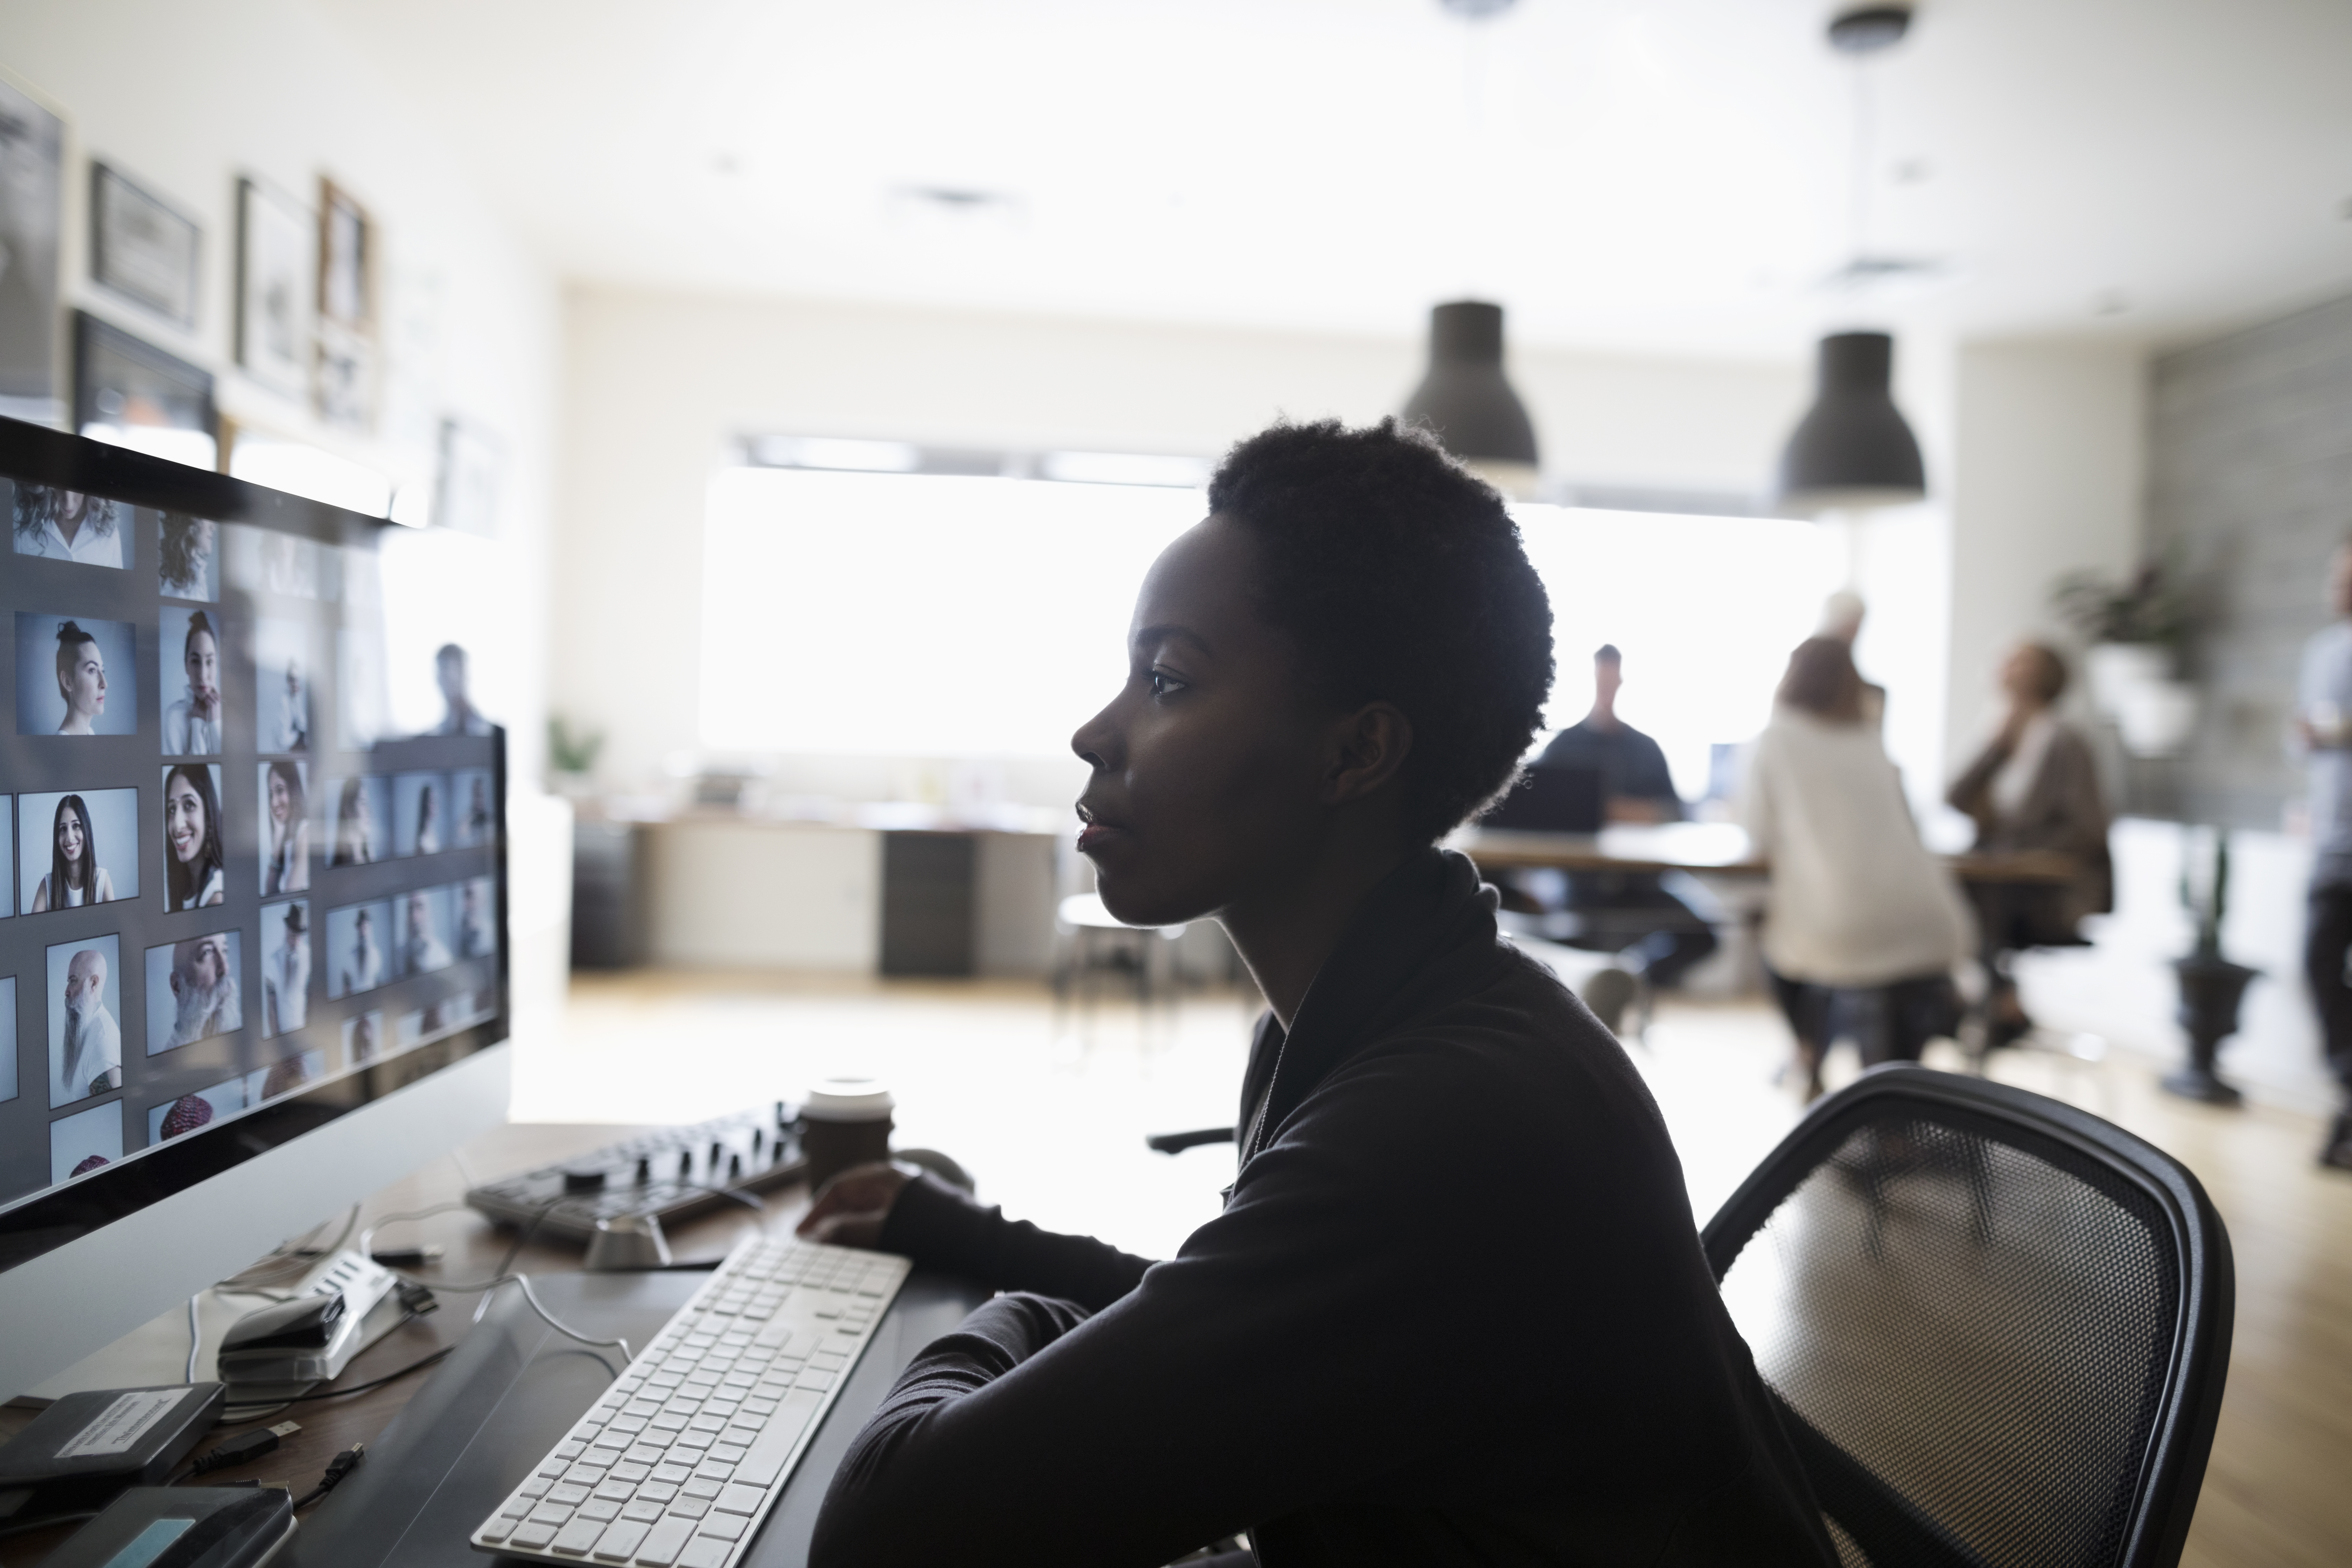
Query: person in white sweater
1742 637 1973 1099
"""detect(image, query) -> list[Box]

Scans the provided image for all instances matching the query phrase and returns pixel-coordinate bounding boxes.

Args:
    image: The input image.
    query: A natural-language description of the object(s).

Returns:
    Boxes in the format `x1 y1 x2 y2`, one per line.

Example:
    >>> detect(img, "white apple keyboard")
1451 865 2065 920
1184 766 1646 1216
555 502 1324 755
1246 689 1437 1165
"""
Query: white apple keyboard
470 1236 909 1566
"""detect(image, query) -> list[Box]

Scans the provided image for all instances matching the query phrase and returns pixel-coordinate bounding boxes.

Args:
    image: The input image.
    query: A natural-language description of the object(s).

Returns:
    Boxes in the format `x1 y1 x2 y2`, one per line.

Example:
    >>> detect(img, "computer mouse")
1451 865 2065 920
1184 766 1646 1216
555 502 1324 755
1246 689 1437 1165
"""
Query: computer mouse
220 1291 346 1353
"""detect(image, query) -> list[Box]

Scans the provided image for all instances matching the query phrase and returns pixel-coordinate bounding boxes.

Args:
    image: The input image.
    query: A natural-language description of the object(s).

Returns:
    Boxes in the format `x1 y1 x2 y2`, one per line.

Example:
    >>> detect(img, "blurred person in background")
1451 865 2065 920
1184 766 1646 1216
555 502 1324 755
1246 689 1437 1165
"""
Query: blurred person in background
2296 538 2352 1171
1744 637 1971 1100
1946 641 2112 1049
1817 590 1886 729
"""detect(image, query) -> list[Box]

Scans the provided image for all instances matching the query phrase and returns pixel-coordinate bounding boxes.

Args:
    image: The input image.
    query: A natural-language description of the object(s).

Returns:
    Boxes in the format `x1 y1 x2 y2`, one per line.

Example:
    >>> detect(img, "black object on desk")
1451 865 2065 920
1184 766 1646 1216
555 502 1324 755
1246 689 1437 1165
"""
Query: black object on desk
281 1266 990 1567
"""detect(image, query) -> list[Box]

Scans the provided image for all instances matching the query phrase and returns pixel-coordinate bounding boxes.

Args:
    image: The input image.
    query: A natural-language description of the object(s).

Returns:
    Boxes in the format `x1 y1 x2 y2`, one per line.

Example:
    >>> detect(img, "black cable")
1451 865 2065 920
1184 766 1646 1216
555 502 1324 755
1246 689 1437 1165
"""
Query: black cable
290 1444 366 1511
222 1344 453 1413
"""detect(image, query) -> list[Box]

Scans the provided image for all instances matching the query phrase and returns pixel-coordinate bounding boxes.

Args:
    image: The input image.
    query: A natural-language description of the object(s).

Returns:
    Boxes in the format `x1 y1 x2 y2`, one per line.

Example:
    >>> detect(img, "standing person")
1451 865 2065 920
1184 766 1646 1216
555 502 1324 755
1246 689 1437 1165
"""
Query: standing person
1519 645 1718 1015
1946 641 2113 1046
263 762 309 894
1744 637 1972 1100
14 488 122 567
412 781 442 856
52 621 108 735
1817 590 1888 729
51 948 120 1105
435 643 490 735
341 908 384 995
796 420 1834 1567
400 890 451 975
29 794 116 910
163 611 223 755
2297 539 2352 1170
163 764 226 910
264 903 309 1036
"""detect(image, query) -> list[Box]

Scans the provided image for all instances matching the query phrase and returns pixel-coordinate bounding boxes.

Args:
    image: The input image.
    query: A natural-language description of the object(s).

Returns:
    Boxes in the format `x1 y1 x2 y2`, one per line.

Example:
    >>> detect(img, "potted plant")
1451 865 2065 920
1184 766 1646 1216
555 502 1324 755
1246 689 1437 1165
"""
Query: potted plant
2052 558 2198 756
2165 827 2255 1105
548 714 604 802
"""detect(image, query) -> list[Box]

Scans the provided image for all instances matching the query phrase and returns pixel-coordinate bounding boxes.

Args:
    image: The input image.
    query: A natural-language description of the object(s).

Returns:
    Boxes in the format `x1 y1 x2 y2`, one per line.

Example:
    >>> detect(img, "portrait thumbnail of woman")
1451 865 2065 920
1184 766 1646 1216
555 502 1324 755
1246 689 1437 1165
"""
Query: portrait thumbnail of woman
260 761 310 895
255 617 310 754
393 771 445 858
18 788 139 912
453 769 495 848
15 613 138 737
329 776 386 866
159 513 220 601
160 607 224 756
12 485 124 568
163 763 227 910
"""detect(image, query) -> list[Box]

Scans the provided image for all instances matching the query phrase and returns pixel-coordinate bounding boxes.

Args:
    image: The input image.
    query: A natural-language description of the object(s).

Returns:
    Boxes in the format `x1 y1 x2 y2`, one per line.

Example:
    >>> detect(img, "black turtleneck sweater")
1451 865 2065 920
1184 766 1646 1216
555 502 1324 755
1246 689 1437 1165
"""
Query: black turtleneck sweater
811 849 1835 1568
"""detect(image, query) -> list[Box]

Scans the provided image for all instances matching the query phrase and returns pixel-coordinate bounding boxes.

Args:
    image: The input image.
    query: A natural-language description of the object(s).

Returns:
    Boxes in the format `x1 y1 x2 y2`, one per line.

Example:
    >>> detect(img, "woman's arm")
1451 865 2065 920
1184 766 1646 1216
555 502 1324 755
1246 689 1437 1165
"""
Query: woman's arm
29 877 48 913
95 868 114 902
1945 735 2008 831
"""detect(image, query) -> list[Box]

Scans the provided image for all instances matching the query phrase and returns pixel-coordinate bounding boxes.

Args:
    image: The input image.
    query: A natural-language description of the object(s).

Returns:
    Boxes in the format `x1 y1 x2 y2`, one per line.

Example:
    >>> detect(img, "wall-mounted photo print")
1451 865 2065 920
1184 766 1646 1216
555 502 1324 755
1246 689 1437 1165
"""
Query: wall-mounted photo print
246 1046 323 1106
149 1076 245 1144
254 617 310 754
395 884 455 978
398 989 490 1051
161 764 226 911
159 606 224 755
47 932 122 1108
223 524 334 601
260 761 310 895
50 1100 122 1183
0 799 13 918
0 975 16 1102
16 613 137 736
11 485 126 568
159 513 219 601
326 898 391 999
392 771 445 858
261 899 309 1037
456 875 496 962
326 775 387 866
342 1009 383 1068
450 769 495 849
19 788 139 912
144 930 243 1056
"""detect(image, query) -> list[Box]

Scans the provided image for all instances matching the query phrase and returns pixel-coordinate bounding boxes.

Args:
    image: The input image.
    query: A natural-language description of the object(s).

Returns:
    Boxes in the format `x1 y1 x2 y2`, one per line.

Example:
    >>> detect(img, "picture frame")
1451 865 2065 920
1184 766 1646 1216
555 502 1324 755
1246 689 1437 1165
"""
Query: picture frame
436 416 505 536
73 309 218 471
236 176 313 400
315 177 375 429
0 75 64 420
90 162 200 329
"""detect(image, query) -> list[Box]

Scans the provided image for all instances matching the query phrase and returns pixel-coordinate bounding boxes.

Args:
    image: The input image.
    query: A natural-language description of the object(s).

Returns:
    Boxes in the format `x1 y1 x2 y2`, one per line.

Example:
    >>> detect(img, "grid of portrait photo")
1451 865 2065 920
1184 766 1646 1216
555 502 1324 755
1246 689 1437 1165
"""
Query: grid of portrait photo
0 486 504 1208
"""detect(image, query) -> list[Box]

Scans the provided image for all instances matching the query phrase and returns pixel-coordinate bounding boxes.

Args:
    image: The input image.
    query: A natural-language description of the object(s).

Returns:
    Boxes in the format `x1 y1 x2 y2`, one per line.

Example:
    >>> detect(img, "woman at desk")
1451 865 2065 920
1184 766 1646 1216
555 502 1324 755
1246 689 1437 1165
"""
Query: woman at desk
800 421 1833 1568
1946 641 2112 1046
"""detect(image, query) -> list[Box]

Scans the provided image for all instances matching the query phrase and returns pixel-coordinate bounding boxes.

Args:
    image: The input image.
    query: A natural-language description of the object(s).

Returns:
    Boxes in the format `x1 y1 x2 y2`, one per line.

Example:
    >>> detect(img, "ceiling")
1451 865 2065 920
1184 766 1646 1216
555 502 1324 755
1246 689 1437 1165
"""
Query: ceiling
317 0 2352 358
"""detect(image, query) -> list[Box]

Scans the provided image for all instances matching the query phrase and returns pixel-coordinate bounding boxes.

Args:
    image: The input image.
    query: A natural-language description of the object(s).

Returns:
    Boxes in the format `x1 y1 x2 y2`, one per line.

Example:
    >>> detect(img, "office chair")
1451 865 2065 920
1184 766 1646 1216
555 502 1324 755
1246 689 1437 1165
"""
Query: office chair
1703 1065 2233 1568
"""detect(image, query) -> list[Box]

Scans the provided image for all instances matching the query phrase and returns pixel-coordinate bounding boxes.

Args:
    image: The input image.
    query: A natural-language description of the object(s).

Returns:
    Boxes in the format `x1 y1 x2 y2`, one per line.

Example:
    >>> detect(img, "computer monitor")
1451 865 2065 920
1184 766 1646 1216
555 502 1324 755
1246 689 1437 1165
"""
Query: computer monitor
0 418 511 1400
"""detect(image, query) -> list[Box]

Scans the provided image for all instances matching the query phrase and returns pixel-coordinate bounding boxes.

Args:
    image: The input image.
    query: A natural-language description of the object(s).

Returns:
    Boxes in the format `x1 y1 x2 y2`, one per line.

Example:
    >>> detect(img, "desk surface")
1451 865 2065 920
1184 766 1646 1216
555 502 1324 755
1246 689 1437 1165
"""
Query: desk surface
0 1122 872 1566
1455 822 2077 884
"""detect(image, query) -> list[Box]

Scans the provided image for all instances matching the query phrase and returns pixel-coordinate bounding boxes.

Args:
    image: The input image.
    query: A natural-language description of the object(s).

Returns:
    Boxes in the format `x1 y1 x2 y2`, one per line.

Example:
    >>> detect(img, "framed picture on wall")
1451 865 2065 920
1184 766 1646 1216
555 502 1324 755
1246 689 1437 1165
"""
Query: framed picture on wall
74 309 218 470
90 163 200 329
315 176 374 430
236 176 312 400
0 75 64 422
435 416 505 536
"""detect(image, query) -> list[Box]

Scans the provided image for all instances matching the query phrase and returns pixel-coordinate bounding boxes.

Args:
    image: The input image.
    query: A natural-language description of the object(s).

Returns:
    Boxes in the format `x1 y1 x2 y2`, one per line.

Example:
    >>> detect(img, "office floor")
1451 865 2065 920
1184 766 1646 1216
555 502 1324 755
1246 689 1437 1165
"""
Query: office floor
538 971 2352 1567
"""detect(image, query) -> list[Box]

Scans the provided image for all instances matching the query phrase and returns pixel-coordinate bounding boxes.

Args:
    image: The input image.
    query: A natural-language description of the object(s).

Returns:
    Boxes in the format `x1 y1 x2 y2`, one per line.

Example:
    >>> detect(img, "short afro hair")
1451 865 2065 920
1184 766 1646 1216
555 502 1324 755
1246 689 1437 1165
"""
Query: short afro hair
1206 418 1555 844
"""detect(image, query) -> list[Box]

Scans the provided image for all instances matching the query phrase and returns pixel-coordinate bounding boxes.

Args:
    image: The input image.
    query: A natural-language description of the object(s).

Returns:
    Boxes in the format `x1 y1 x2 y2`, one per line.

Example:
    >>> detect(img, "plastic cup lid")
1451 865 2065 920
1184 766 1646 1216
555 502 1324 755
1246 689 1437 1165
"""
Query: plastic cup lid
802 1076 895 1121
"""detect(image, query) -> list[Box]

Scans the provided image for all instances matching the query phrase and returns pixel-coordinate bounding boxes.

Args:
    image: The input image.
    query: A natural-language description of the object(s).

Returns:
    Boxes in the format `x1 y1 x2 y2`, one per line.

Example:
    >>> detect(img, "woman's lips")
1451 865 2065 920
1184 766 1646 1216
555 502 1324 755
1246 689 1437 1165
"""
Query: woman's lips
172 828 195 858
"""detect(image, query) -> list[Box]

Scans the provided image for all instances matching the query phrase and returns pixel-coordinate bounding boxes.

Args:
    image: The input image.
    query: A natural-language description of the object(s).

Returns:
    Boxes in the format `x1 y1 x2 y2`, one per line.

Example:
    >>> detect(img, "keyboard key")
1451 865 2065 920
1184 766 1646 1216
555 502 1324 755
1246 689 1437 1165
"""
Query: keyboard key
681 1477 724 1500
623 1499 667 1523
520 1477 554 1499
633 1514 694 1566
594 1520 651 1562
499 1495 534 1518
668 1497 711 1520
511 1521 560 1550
613 1462 654 1485
554 1517 607 1554
734 1391 825 1487
594 1479 635 1502
651 1413 690 1432
694 1461 736 1483
479 1515 515 1543
714 1484 765 1516
652 1463 695 1485
580 1499 624 1523
677 1537 733 1568
530 1502 575 1526
707 1443 749 1466
550 1483 594 1506
639 1482 680 1504
698 1512 748 1542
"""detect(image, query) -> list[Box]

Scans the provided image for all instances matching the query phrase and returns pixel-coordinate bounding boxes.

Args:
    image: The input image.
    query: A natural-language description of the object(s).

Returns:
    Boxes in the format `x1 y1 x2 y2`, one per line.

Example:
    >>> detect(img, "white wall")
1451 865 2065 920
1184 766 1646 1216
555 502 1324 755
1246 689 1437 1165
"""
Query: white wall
554 286 1811 793
1 0 566 1022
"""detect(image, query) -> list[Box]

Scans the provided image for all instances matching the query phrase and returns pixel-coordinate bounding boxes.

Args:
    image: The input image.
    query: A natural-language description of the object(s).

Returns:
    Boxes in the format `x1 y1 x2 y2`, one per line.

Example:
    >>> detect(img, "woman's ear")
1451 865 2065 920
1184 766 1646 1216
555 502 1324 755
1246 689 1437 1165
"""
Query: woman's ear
1321 702 1414 805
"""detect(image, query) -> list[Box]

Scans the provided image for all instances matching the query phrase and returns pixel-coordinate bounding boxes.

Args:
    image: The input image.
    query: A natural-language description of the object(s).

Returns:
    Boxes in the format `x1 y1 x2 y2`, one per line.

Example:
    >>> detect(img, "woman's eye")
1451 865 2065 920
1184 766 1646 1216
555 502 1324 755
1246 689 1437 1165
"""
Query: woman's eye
1148 670 1188 698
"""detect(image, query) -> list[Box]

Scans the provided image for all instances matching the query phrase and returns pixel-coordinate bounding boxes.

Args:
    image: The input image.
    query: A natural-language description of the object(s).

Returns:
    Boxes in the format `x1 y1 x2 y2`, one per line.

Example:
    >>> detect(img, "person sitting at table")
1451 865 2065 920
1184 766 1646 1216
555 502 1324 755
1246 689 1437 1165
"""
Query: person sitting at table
797 419 1835 1568
1744 636 1972 1100
1945 640 2112 1047
1514 644 1718 1011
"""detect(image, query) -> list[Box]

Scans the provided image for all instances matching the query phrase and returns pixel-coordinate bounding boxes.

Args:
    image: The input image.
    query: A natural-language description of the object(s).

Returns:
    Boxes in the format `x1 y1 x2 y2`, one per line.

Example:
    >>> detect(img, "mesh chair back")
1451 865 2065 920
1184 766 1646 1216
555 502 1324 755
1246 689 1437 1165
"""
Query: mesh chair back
1704 1066 2232 1568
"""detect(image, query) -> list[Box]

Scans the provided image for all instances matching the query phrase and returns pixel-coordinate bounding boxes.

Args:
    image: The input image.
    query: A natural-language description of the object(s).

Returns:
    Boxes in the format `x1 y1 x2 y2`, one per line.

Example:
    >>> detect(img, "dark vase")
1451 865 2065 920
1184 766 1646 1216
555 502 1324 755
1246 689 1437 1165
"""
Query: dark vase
2165 955 2258 1105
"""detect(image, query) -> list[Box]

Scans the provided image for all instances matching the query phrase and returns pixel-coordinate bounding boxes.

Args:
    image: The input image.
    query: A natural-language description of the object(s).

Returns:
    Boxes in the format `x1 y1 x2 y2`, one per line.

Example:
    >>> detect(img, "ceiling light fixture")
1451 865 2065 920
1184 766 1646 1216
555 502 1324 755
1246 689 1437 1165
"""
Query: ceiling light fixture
1777 2 1927 516
1404 0 1540 498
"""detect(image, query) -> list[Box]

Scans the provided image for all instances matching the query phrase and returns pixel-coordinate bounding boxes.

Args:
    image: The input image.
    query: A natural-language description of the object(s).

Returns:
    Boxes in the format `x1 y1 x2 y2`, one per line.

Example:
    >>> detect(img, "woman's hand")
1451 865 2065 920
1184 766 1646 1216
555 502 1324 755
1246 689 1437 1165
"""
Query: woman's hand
796 1161 917 1249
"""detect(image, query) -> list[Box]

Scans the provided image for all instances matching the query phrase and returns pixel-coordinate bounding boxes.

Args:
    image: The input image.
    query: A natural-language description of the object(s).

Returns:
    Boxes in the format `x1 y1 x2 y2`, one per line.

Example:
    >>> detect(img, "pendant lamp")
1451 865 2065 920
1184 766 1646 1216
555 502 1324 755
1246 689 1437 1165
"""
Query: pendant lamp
1402 301 1540 499
1776 330 1925 514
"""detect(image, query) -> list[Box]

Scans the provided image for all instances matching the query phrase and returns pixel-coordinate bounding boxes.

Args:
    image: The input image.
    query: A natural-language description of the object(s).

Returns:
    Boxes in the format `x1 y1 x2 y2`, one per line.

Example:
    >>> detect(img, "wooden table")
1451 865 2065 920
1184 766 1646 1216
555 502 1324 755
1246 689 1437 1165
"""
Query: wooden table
1456 822 2078 885
0 1122 801 1566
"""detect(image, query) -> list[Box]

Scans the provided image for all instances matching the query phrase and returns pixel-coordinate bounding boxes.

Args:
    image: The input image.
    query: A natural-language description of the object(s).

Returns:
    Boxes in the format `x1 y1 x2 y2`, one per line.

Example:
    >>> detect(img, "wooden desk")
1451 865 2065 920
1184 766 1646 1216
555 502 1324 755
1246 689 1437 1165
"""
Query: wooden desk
1456 823 2078 886
0 1122 805 1565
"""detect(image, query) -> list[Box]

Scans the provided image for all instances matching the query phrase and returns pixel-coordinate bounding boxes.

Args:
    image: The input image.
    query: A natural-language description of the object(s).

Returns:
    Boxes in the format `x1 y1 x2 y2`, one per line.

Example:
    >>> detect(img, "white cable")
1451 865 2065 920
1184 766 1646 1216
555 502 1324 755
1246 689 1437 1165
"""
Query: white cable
506 1275 632 1365
186 1294 202 1382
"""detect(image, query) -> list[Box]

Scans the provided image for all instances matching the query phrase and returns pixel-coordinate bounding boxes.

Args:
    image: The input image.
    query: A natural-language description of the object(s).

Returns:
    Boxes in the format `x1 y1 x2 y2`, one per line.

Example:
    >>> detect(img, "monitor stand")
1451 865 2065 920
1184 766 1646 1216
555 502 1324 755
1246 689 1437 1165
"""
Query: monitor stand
283 1266 989 1568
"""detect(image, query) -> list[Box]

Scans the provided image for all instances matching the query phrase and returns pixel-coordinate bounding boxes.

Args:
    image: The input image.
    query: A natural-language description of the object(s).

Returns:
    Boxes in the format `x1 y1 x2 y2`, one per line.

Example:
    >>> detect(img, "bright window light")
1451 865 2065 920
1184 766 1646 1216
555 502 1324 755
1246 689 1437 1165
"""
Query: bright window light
701 468 1202 758
230 436 393 517
699 472 1845 788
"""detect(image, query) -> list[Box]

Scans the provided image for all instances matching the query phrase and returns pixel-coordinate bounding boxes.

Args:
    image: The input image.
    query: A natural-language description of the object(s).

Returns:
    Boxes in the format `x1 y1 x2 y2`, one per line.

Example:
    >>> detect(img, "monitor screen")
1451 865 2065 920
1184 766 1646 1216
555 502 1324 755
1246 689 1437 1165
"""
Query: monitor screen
0 418 507 1274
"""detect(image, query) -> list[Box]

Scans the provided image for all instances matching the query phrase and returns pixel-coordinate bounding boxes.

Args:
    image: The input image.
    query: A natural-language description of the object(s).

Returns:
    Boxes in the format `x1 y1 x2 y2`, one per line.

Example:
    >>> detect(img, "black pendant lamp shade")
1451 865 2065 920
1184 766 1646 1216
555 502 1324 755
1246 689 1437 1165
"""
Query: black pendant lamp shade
1777 331 1926 514
1402 302 1539 493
